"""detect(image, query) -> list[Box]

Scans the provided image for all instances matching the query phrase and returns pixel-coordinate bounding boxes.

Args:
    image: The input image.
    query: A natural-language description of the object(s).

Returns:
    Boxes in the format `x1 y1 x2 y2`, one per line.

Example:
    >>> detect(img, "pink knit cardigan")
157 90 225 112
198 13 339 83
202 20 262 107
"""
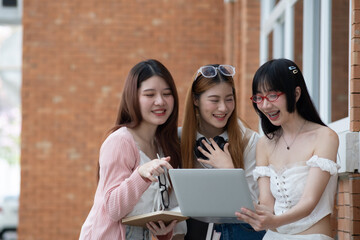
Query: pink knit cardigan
79 127 172 240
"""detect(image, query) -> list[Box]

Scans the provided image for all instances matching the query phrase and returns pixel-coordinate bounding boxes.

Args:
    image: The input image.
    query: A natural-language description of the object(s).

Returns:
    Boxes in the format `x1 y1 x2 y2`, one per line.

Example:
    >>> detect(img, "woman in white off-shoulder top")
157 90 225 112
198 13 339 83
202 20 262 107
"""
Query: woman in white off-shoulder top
235 59 339 240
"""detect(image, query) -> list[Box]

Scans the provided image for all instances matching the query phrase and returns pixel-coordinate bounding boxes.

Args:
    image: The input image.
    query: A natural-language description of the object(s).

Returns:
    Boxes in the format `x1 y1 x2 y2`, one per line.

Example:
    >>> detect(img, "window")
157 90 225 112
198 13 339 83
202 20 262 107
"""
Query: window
0 0 22 24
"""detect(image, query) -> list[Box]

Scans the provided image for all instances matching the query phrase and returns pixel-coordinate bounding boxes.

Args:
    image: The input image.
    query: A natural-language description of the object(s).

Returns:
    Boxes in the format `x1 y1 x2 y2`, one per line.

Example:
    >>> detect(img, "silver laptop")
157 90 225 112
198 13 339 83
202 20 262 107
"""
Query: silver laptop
168 168 255 223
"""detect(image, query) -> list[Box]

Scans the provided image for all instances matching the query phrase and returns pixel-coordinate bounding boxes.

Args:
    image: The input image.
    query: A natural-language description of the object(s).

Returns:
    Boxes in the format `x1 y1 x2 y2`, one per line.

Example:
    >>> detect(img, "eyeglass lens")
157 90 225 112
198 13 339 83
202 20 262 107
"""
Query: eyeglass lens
218 65 234 76
201 66 217 78
161 187 169 209
158 173 170 209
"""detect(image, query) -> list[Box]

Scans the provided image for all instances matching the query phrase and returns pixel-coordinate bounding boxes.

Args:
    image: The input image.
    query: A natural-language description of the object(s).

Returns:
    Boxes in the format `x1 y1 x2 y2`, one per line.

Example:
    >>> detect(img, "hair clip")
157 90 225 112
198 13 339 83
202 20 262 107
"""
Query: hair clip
288 66 298 74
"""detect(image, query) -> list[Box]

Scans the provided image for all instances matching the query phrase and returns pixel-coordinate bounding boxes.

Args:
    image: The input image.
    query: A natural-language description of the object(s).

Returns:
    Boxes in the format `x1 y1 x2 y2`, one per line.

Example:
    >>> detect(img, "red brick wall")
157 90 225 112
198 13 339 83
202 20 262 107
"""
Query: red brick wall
337 1 360 239
337 174 360 239
332 0 350 122
224 0 260 131
293 2 303 69
352 0 360 131
236 0 261 130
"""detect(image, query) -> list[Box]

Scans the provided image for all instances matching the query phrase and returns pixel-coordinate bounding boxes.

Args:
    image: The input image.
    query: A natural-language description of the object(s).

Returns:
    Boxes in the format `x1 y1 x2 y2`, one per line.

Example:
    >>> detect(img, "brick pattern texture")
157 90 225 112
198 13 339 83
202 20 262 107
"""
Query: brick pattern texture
337 174 360 240
333 0 350 122
224 1 260 130
352 0 360 131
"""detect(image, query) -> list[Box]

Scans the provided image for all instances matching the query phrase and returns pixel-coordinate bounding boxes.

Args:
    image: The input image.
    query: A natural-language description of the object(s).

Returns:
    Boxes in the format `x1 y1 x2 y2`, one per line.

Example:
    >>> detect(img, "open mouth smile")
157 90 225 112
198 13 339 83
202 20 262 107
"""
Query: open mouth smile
213 114 227 120
266 111 280 120
152 109 166 116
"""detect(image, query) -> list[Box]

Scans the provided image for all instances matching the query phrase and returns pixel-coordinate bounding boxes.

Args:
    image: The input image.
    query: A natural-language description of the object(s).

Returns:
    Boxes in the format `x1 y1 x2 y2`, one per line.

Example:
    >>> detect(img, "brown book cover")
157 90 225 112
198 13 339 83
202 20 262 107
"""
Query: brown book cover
122 211 188 227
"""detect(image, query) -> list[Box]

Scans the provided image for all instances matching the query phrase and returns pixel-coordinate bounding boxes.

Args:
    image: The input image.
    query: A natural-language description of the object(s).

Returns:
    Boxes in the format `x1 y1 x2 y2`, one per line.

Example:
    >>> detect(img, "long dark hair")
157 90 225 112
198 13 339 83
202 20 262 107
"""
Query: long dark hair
252 58 325 139
181 64 248 169
98 59 181 180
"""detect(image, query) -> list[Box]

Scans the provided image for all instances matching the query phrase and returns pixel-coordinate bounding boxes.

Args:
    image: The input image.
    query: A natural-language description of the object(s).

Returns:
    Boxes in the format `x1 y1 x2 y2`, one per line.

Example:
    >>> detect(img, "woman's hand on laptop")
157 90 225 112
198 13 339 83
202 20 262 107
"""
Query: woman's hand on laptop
146 220 177 239
197 139 234 168
235 204 276 231
138 156 173 182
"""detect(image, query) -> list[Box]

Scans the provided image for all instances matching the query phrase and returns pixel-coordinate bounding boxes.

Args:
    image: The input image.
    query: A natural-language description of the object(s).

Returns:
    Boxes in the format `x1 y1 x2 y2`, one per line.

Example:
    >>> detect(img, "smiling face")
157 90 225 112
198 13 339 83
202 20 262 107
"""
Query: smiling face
138 75 174 128
194 82 235 136
255 89 287 125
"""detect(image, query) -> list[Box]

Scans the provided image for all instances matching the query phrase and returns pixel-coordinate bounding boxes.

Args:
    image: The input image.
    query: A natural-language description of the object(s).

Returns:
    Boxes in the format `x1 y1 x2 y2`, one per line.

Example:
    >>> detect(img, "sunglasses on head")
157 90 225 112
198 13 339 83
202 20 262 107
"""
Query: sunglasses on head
194 65 235 81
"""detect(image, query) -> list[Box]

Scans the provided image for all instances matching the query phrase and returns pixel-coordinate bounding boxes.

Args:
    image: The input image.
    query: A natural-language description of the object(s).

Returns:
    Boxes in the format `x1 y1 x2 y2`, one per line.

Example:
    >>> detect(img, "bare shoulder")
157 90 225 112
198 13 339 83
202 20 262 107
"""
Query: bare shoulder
312 124 339 161
315 125 339 146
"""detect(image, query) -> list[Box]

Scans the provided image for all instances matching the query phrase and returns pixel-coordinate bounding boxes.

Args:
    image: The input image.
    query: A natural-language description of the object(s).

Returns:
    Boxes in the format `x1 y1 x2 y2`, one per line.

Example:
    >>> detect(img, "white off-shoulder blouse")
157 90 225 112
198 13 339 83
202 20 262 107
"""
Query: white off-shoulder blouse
253 155 340 235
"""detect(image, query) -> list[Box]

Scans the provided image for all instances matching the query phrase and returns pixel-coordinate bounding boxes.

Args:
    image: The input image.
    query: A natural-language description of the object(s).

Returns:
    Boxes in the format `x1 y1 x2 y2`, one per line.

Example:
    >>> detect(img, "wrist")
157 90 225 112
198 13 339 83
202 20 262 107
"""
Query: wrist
272 214 283 229
156 231 172 240
225 160 235 168
136 166 152 183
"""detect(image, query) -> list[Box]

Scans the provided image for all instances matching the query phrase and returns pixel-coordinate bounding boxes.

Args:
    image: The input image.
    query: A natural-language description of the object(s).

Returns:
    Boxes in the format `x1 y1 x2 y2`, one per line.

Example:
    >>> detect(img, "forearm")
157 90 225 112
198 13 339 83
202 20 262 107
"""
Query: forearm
105 168 151 221
272 197 317 228
258 196 274 213
257 177 274 212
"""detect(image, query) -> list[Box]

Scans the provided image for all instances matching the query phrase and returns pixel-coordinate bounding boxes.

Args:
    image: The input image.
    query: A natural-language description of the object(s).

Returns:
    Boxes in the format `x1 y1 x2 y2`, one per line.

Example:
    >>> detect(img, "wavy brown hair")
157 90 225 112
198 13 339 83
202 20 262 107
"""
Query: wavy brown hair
181 64 248 169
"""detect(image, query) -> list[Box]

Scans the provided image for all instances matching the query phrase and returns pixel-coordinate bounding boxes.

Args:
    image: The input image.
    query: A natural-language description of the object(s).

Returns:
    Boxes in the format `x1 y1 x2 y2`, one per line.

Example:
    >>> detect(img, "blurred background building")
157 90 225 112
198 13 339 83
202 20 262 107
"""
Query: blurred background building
0 0 359 239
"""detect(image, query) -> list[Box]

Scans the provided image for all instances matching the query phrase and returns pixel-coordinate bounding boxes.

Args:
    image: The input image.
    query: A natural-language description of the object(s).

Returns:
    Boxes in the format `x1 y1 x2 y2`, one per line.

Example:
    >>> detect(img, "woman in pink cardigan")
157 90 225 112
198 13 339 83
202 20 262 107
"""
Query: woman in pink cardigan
79 59 182 240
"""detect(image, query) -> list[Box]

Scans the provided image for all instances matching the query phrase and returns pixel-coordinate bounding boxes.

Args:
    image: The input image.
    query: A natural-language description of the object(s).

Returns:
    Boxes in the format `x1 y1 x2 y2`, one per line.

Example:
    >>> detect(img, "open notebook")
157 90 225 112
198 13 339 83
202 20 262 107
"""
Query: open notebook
122 206 188 227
